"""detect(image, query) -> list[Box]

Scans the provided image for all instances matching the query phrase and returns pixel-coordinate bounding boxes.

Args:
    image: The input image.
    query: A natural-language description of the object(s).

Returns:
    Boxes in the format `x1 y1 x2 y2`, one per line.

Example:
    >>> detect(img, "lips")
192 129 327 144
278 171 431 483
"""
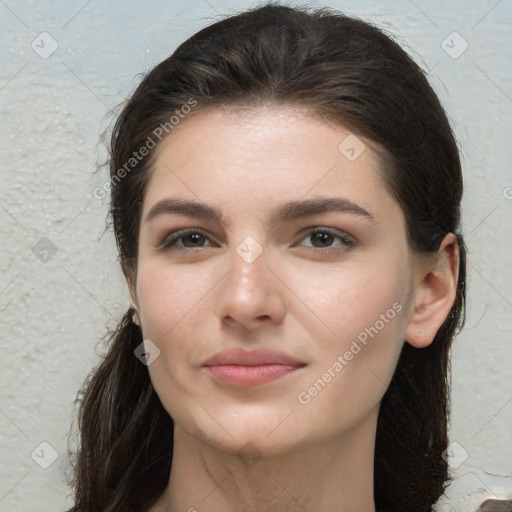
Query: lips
202 347 305 368
201 348 306 386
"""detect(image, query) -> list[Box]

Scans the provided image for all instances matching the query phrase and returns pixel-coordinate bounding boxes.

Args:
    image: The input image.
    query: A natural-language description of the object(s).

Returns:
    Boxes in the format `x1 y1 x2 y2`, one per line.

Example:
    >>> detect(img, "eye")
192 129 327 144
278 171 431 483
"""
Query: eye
159 226 357 254
297 226 357 254
159 228 215 251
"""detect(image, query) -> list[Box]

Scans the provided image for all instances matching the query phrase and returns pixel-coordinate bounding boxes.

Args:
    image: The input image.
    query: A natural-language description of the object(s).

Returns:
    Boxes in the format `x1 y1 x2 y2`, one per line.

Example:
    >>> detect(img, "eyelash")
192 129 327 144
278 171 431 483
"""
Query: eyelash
159 226 357 255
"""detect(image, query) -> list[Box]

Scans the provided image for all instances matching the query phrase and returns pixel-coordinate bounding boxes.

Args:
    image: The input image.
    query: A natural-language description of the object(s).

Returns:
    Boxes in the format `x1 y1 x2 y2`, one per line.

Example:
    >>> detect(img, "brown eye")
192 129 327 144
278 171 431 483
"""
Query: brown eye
161 229 213 250
299 227 357 252
310 231 335 248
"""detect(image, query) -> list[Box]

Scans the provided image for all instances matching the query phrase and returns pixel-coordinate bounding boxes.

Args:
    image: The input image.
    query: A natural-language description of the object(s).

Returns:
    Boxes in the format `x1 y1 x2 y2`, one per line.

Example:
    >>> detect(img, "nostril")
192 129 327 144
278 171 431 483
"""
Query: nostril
478 499 512 512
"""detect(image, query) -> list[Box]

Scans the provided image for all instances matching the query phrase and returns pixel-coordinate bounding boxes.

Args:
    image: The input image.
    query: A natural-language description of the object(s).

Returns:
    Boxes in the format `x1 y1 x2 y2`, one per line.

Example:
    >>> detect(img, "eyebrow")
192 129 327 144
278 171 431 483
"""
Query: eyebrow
144 196 375 226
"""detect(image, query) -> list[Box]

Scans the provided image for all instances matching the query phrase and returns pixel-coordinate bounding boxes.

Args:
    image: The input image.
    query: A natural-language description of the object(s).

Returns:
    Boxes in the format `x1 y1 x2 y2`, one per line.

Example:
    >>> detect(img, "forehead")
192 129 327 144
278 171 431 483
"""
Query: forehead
142 105 397 223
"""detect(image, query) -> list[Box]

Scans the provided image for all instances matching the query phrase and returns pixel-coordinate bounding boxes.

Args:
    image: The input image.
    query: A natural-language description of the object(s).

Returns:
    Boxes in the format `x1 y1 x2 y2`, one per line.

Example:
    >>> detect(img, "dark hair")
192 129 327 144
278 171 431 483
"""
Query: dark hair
69 3 466 511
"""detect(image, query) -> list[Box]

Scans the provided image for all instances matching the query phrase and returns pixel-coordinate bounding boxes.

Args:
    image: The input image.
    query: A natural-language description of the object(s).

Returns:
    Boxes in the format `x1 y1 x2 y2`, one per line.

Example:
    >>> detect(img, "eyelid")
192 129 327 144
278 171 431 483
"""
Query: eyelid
292 227 357 258
297 226 356 247
159 227 215 250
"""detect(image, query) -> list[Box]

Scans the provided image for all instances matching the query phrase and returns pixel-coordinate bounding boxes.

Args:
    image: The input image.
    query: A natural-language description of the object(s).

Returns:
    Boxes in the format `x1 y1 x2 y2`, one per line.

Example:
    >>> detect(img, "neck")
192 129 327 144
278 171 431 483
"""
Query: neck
151 408 378 512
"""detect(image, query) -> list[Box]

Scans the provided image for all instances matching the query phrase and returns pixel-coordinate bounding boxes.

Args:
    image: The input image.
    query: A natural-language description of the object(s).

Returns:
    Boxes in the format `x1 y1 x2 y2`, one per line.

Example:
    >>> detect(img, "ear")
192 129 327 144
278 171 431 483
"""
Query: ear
404 233 460 348
123 259 139 311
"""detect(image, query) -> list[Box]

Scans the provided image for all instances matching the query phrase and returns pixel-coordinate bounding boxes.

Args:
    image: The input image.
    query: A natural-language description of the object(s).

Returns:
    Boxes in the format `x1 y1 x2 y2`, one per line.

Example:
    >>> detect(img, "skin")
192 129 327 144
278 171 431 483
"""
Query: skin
128 105 459 512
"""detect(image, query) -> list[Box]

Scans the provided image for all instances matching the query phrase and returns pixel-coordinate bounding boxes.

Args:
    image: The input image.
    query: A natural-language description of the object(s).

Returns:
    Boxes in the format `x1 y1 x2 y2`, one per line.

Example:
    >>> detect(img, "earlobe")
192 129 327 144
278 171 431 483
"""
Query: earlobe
124 261 140 325
131 306 141 326
404 233 459 348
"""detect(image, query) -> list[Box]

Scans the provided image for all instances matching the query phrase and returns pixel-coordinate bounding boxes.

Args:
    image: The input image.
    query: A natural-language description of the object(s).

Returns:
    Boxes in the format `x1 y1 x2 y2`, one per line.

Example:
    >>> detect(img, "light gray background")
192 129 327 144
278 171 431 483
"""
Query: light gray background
0 1 511 511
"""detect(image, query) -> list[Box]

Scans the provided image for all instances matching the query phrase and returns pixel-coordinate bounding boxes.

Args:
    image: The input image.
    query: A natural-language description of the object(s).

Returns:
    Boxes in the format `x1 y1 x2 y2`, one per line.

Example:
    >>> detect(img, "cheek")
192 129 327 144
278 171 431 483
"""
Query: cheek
134 261 220 395
292 255 409 411
135 263 212 416
136 262 211 342
290 291 405 436
291 254 409 350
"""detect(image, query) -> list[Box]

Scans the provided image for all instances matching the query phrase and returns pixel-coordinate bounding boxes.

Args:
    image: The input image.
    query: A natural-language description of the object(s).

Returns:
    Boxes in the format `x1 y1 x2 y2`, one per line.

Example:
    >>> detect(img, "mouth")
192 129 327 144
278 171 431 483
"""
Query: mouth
203 364 303 386
201 348 306 387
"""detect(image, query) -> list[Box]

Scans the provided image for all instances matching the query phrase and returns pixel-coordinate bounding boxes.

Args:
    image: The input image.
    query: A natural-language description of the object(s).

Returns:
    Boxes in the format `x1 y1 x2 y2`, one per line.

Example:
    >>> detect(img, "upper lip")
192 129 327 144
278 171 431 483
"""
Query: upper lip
202 348 305 367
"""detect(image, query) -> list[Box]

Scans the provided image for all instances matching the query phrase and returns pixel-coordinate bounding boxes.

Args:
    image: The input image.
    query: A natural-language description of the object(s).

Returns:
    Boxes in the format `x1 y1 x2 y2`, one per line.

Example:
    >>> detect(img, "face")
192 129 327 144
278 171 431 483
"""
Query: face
133 106 418 457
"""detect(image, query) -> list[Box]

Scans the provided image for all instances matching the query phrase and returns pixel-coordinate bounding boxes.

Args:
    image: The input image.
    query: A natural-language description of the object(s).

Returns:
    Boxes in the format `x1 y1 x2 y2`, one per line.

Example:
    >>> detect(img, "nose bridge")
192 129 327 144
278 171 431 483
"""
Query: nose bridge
214 232 285 327
230 233 269 296
235 234 265 267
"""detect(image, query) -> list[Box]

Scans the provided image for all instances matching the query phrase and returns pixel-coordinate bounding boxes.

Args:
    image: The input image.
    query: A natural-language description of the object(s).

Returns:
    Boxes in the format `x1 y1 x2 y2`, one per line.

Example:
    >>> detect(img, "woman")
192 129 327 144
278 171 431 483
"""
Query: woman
69 3 466 511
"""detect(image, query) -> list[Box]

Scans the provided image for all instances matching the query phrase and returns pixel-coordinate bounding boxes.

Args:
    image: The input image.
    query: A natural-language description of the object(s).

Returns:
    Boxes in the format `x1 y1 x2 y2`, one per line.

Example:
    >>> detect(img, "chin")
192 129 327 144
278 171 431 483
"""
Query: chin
179 410 308 459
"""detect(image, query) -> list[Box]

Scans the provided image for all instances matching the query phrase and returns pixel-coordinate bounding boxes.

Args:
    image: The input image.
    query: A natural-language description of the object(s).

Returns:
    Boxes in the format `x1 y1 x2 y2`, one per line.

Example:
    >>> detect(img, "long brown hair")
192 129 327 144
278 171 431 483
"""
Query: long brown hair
68 3 466 511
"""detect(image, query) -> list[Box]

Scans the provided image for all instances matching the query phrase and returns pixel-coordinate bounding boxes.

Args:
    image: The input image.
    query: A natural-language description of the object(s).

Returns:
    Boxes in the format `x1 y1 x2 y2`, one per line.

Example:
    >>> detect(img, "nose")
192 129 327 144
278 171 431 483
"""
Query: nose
213 239 286 331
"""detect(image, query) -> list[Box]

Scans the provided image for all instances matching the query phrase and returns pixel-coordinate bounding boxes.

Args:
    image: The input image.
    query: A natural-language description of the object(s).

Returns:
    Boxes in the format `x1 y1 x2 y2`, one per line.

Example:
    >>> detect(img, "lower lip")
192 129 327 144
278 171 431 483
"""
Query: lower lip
203 364 300 386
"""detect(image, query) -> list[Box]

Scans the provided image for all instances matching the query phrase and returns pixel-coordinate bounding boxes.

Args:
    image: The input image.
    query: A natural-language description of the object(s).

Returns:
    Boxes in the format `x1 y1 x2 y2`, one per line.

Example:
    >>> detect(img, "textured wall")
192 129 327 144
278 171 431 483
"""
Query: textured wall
0 1 510 511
